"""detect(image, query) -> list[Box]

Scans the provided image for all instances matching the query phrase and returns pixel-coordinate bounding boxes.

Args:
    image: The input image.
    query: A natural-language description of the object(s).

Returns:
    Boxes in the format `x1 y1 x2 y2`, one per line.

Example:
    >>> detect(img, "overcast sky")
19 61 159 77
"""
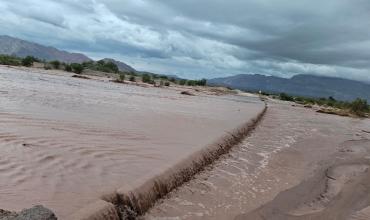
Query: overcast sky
0 0 369 81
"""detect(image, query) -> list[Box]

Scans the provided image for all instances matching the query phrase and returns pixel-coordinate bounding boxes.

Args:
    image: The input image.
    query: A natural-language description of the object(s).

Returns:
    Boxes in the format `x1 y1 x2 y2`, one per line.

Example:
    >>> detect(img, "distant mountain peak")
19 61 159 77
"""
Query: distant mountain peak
0 35 91 63
208 74 370 102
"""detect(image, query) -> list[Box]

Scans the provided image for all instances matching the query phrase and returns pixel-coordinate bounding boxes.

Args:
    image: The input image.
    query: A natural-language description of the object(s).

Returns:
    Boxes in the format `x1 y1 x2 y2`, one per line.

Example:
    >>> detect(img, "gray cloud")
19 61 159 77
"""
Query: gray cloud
0 0 369 82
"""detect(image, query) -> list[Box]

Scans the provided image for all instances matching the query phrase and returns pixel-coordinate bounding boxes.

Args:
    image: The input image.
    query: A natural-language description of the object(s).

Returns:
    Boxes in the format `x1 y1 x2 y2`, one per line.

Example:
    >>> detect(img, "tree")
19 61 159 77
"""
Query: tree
104 61 119 73
142 74 151 83
197 78 207 86
21 56 35 67
50 60 60 69
71 63 84 74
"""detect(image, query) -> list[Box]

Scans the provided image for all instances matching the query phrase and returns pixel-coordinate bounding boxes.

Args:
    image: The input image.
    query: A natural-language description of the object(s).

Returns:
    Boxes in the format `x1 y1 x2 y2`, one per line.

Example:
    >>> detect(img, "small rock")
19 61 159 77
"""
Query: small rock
14 205 57 220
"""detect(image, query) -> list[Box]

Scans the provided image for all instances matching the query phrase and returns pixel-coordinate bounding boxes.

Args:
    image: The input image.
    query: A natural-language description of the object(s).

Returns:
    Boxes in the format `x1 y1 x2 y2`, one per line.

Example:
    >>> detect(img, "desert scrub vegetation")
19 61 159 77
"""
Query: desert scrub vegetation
81 60 119 73
142 73 155 84
49 60 61 69
350 98 369 116
0 54 39 67
0 54 21 66
274 92 370 117
129 75 136 82
70 63 84 74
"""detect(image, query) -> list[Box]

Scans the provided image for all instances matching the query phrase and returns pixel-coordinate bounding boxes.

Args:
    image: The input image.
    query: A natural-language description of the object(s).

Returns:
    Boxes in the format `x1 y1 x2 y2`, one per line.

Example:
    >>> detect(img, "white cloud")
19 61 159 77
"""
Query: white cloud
0 0 369 82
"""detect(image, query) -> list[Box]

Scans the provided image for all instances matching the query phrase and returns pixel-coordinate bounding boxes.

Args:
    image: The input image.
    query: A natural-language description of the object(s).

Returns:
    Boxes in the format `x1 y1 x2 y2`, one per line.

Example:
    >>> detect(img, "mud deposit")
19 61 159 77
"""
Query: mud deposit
0 66 264 218
145 101 370 220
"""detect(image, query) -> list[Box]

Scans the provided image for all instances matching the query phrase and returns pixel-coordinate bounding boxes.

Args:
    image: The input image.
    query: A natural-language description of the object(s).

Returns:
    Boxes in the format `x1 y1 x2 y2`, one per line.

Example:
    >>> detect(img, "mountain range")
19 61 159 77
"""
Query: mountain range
208 74 370 102
1 35 369 101
0 35 136 72
0 35 91 63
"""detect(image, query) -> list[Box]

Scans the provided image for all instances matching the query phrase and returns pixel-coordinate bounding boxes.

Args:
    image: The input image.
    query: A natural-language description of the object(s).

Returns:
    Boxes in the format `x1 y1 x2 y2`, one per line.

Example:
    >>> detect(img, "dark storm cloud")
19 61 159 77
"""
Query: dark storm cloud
0 0 369 81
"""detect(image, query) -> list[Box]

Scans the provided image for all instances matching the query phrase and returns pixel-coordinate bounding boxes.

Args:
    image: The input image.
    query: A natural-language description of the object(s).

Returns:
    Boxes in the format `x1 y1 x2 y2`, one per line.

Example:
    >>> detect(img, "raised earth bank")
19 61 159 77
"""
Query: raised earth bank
0 66 265 219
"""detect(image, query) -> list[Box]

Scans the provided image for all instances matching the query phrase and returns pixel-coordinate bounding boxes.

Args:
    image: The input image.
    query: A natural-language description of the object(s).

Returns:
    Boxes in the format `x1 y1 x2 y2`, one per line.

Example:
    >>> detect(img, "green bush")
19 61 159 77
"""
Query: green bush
349 98 369 116
198 78 207 86
142 74 151 83
129 76 136 82
279 93 294 101
0 55 21 66
82 60 119 73
70 63 84 74
164 82 170 86
50 60 60 69
22 56 33 67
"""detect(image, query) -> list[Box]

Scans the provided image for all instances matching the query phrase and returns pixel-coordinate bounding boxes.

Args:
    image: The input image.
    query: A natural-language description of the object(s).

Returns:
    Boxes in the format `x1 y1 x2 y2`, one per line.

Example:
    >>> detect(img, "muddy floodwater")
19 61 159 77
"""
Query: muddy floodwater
145 101 370 220
0 66 264 218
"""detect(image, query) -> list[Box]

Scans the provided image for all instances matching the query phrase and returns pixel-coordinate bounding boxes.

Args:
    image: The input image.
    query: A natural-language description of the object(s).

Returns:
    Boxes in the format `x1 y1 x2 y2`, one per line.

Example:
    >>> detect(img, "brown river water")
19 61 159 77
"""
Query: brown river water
0 66 264 218
144 101 370 220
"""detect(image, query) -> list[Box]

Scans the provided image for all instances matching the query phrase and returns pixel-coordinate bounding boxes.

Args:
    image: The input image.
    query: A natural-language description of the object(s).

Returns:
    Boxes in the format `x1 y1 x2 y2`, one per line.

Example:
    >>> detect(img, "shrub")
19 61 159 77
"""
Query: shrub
70 63 84 74
164 82 170 86
50 60 60 69
280 93 294 101
187 80 196 86
129 76 136 82
119 74 125 82
64 64 72 72
21 56 38 67
0 55 20 66
198 78 207 86
179 79 187 85
103 61 119 73
142 74 151 83
349 98 369 116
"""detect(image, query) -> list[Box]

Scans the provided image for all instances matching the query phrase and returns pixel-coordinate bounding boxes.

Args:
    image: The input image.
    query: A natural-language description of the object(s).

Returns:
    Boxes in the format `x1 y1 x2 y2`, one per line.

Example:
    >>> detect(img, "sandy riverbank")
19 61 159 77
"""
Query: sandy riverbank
0 65 265 218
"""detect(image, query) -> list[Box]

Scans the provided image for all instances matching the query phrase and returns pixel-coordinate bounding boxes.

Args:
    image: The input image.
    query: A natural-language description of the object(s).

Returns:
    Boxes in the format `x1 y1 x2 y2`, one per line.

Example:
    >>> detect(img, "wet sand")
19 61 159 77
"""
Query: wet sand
0 66 265 218
144 101 370 220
